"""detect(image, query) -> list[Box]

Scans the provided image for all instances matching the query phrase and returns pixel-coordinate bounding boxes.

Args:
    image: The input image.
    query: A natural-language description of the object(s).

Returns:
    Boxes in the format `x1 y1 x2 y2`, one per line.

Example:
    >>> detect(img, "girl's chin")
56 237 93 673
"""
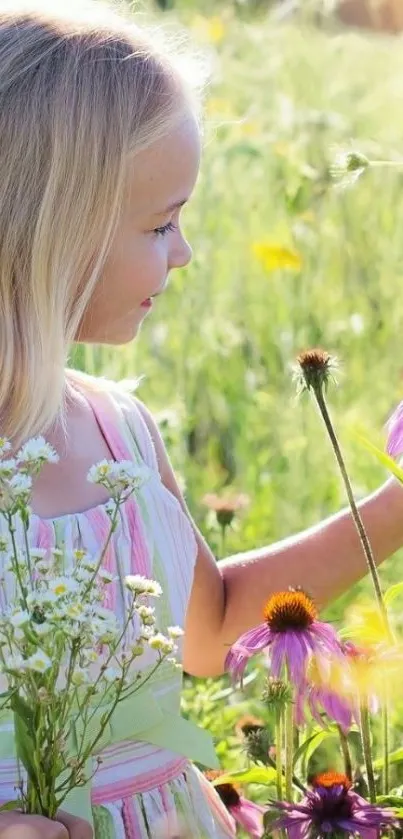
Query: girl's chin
75 311 148 345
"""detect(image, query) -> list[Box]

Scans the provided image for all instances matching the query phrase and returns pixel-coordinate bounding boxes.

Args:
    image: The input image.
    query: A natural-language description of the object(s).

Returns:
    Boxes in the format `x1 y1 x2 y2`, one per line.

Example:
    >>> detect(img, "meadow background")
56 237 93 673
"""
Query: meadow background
73 0 403 805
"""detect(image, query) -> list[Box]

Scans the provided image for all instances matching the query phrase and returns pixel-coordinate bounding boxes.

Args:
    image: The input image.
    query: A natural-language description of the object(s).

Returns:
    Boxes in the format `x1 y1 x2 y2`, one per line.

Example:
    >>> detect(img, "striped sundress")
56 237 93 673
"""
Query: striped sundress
0 375 236 839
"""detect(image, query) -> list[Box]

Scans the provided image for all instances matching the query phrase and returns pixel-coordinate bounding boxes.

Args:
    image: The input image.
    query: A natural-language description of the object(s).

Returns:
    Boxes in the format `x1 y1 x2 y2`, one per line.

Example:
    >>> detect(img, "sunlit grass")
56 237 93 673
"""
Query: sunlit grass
72 10 403 617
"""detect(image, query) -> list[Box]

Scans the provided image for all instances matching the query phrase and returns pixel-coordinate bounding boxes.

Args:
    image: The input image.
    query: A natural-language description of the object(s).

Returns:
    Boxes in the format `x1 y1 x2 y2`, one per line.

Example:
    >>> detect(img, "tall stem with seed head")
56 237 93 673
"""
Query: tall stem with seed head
314 387 391 640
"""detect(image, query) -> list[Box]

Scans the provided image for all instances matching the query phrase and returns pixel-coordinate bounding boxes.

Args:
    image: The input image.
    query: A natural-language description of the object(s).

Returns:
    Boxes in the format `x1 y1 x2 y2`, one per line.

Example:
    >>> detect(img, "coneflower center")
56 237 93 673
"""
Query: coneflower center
205 771 241 808
264 591 317 631
313 771 351 791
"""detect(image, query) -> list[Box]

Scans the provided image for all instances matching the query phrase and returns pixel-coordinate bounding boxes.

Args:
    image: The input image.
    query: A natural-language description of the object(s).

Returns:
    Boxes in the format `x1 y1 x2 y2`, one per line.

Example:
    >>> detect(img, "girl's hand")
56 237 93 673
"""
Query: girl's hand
0 811 93 839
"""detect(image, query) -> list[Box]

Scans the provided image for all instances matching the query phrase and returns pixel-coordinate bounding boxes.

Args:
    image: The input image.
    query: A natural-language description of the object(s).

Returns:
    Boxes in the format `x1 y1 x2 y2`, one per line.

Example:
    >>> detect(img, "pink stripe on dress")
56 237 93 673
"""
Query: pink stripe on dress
91 758 188 803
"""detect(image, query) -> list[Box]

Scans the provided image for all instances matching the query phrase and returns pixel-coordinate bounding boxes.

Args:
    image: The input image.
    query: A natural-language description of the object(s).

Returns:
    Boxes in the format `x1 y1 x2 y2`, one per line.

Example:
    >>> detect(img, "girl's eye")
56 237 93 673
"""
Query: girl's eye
153 221 176 237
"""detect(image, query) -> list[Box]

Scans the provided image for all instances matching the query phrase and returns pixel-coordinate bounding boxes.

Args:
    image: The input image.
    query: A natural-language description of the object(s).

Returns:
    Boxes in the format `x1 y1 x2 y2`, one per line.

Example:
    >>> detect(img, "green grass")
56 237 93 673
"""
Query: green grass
72 5 403 794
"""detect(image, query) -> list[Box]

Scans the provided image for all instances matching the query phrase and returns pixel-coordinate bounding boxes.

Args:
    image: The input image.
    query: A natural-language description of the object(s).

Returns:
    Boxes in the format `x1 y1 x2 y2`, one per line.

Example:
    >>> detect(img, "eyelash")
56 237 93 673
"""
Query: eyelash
153 221 177 237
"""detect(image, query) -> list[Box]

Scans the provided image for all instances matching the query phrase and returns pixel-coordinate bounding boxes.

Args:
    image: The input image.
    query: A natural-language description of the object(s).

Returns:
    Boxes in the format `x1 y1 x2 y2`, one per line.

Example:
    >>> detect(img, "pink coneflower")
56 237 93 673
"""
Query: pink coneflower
202 492 250 528
295 678 353 733
205 771 266 838
225 590 342 688
270 771 397 839
386 400 403 458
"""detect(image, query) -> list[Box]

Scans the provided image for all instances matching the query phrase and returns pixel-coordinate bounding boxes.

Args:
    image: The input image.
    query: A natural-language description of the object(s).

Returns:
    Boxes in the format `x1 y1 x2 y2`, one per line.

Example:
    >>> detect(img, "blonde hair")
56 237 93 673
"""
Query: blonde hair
0 0 205 447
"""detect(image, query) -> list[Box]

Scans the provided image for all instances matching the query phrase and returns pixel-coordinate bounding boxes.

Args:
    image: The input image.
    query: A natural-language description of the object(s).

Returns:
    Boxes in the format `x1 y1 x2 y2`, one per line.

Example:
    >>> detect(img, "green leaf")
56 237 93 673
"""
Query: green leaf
0 800 21 811
10 694 35 729
373 748 403 770
384 581 403 607
377 795 403 808
293 727 338 767
212 767 277 786
13 713 36 781
353 433 403 484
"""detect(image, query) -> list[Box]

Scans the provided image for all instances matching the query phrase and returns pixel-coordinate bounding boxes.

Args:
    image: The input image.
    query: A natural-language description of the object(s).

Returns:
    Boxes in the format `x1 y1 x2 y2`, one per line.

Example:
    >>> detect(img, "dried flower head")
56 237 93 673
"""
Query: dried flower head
202 492 250 528
330 149 370 189
293 349 339 396
262 677 293 713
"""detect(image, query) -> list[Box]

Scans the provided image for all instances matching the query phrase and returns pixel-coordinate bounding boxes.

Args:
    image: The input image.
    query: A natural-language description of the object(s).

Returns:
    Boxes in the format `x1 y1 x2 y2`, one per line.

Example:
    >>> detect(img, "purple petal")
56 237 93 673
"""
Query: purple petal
225 624 272 683
310 621 342 652
386 401 403 458
319 687 353 732
230 798 266 838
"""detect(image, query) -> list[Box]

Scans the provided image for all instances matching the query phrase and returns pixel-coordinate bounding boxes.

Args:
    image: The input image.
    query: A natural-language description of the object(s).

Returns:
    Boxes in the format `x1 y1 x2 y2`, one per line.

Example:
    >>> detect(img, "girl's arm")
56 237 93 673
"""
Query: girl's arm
135 400 403 678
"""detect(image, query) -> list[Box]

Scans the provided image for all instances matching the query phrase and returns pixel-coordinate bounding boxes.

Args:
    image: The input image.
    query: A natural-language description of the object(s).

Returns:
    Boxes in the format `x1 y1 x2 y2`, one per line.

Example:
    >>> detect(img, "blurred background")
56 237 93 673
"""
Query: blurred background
72 0 403 780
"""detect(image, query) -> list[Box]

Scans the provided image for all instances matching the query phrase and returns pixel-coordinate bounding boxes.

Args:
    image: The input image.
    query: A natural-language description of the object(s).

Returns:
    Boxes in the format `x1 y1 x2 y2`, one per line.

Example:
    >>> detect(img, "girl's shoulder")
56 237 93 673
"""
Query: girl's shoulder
66 367 159 472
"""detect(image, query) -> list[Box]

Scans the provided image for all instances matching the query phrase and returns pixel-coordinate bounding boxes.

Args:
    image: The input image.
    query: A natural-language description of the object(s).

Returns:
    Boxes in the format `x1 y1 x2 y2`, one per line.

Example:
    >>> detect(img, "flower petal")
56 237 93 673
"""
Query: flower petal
230 798 266 838
386 401 403 458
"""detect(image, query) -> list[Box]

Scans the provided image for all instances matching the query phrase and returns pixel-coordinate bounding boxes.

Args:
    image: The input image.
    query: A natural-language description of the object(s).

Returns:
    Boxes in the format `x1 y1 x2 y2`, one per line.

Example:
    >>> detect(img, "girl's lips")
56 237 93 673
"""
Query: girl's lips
140 298 153 308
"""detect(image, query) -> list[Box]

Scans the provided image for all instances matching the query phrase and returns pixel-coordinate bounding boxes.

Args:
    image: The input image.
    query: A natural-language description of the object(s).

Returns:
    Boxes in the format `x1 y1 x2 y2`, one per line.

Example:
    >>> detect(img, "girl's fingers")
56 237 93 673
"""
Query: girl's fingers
55 812 93 839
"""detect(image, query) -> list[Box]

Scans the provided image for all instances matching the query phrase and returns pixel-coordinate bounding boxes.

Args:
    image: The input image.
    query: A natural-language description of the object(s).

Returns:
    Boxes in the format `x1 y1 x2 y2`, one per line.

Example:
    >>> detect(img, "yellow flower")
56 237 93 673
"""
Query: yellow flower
252 241 302 272
191 15 225 45
345 600 389 645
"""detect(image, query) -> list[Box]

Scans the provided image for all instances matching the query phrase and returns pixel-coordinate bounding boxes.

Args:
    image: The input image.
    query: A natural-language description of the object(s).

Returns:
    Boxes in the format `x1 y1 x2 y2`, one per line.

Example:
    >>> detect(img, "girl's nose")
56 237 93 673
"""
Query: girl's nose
169 235 192 271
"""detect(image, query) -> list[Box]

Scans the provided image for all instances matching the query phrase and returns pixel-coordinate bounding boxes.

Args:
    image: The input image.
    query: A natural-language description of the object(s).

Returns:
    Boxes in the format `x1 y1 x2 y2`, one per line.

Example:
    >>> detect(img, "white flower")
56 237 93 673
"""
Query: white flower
124 575 162 598
9 473 32 499
6 654 26 672
17 437 59 467
102 667 120 683
30 548 48 562
36 561 51 575
109 462 151 492
0 438 11 456
130 643 144 656
87 460 114 484
65 603 86 621
104 499 117 517
34 622 52 637
98 570 115 584
166 656 182 671
137 605 156 626
82 650 98 665
73 548 89 562
71 667 90 686
27 590 56 608
25 650 52 673
49 576 78 598
148 633 175 655
167 625 184 639
0 459 16 479
10 610 30 627
139 626 155 641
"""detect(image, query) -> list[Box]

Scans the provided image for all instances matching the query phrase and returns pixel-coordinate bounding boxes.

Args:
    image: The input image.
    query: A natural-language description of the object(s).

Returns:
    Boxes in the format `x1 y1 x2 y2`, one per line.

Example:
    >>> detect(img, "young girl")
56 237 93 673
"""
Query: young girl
0 2 403 838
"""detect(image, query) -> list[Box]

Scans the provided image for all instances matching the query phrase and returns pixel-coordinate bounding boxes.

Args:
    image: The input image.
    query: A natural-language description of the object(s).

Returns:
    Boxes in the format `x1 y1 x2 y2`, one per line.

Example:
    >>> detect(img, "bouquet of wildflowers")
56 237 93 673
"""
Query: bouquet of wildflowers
0 437 181 819
205 347 403 839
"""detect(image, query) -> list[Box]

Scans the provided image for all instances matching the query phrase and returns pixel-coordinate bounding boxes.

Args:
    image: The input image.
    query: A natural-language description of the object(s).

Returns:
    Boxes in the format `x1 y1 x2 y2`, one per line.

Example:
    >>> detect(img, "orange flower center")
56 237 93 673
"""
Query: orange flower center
204 770 240 808
313 771 351 791
263 590 317 631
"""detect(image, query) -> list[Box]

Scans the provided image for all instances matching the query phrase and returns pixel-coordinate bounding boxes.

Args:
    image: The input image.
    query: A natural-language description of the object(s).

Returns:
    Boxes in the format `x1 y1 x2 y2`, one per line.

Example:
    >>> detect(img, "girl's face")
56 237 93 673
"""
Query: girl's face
77 110 201 344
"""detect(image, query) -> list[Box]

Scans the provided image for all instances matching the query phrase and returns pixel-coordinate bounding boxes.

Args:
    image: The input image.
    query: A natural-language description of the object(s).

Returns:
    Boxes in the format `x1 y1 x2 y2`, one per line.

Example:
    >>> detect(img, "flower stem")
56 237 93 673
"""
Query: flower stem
220 524 227 559
382 690 389 795
314 389 392 641
359 702 376 803
284 695 294 802
336 724 352 783
275 711 283 801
